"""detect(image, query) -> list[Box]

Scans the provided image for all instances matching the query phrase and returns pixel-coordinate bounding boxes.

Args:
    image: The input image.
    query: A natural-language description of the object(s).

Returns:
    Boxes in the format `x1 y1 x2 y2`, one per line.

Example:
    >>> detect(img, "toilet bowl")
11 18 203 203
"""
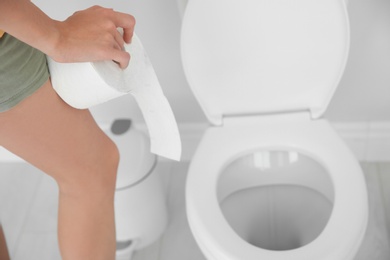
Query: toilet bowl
180 0 368 259
186 117 368 259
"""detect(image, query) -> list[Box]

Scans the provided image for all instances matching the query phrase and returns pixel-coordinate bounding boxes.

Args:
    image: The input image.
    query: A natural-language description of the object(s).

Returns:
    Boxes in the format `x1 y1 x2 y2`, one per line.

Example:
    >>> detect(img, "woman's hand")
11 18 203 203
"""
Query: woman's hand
50 6 136 69
0 1 136 68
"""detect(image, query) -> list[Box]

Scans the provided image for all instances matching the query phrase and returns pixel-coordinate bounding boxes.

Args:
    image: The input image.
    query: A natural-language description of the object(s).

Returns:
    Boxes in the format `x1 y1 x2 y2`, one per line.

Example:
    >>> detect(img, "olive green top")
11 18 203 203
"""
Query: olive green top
0 33 49 112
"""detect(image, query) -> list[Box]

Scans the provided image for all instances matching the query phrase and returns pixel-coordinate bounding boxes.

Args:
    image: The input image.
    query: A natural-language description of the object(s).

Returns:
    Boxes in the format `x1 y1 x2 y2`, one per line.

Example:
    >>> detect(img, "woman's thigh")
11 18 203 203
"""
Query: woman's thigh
0 79 118 193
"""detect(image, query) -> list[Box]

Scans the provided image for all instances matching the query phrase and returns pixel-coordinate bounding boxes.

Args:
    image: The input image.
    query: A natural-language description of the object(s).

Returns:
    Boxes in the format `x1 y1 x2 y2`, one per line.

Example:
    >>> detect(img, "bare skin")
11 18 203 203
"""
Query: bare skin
0 225 9 260
0 1 136 259
0 80 120 260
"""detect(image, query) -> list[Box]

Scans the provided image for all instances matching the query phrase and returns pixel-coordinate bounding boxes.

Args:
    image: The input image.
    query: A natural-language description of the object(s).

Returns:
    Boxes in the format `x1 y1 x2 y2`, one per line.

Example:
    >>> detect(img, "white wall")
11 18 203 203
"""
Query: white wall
325 0 390 121
33 0 390 124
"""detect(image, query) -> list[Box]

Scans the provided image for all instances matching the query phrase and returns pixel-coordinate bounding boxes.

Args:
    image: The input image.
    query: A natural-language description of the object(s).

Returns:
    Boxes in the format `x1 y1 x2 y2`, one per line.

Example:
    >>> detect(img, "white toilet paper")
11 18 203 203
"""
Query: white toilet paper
47 35 181 161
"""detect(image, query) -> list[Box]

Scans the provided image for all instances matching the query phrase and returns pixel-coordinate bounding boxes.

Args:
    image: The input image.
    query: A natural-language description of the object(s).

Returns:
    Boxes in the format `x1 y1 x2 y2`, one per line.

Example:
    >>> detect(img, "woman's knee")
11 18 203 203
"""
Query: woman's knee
0 80 120 198
56 136 120 197
92 136 120 186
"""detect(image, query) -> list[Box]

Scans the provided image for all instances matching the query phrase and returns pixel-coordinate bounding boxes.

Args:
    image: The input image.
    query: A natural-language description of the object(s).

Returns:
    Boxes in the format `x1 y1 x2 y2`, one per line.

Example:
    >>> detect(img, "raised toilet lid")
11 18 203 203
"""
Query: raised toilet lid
186 120 368 259
181 0 350 125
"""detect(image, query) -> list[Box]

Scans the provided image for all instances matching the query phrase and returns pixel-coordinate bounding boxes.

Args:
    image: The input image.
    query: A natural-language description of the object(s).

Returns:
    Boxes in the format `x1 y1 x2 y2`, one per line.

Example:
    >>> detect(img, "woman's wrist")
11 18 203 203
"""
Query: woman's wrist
0 0 60 57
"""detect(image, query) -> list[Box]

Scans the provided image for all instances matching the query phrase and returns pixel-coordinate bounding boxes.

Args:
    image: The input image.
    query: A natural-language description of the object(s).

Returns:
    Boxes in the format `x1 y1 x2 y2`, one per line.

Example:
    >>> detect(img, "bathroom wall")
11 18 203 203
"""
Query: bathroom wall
325 0 390 121
32 0 390 124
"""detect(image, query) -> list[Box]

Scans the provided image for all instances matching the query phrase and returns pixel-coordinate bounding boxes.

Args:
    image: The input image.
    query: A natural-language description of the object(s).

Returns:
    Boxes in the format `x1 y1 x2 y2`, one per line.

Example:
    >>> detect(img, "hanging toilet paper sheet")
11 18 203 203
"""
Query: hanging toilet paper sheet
47 34 181 161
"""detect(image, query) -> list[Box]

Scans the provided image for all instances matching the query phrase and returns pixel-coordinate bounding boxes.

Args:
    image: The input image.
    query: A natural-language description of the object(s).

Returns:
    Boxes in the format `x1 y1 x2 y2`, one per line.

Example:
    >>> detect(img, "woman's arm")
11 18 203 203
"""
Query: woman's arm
0 0 135 68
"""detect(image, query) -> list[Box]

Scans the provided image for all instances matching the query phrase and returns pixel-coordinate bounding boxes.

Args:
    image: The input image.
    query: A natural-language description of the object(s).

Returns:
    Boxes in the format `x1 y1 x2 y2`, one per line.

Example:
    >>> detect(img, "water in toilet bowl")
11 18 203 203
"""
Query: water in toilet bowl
217 150 334 251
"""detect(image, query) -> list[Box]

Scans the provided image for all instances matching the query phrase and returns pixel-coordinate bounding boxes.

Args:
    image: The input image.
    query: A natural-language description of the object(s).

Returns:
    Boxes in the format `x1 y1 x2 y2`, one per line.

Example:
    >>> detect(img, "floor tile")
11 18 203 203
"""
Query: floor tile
377 162 390 247
13 233 61 260
355 163 390 259
3 161 390 260
166 162 189 214
22 174 59 233
0 163 43 258
159 209 205 260
155 160 174 198
158 161 205 260
132 239 161 260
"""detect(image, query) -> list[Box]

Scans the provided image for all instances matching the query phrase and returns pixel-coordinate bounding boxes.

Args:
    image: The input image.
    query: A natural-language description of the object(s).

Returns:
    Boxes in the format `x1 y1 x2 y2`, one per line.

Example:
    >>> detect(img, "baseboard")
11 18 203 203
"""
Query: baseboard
1 121 390 163
148 121 390 162
332 121 390 162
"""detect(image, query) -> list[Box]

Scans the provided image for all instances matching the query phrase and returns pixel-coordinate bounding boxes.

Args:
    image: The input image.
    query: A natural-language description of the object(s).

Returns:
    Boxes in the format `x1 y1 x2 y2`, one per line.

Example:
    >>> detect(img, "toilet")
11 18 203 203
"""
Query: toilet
180 0 368 259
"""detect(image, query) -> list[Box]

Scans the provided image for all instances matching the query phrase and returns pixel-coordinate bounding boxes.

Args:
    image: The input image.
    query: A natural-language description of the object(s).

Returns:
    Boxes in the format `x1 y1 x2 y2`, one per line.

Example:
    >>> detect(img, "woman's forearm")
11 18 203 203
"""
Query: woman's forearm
0 0 59 56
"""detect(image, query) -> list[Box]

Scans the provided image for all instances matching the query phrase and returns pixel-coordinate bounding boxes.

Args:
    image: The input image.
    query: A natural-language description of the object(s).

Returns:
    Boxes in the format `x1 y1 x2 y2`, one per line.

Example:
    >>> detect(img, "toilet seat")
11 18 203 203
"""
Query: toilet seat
181 0 350 125
186 118 368 260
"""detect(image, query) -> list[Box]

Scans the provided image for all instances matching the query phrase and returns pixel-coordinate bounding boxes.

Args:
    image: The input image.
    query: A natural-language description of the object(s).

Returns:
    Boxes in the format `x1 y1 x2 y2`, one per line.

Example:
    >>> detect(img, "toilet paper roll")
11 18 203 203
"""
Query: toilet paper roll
47 34 181 161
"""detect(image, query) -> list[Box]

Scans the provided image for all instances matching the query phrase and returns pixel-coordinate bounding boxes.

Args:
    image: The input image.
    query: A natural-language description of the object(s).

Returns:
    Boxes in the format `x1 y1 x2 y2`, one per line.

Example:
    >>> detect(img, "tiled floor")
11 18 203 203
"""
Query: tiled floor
1 161 390 259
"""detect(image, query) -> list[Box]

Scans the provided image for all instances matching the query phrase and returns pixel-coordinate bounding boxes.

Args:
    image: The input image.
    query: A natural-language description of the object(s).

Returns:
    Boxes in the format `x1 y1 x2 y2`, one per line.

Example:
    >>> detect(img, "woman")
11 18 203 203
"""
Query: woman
0 1 135 259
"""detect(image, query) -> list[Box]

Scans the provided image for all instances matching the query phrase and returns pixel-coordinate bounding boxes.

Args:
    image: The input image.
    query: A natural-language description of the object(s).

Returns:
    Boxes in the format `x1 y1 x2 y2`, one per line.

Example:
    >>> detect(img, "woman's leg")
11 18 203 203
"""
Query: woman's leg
0 79 119 260
0 225 10 260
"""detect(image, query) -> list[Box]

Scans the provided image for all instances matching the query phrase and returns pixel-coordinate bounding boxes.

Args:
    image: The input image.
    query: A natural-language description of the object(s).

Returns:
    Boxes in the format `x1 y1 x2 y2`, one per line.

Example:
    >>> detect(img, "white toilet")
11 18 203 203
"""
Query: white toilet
181 0 368 259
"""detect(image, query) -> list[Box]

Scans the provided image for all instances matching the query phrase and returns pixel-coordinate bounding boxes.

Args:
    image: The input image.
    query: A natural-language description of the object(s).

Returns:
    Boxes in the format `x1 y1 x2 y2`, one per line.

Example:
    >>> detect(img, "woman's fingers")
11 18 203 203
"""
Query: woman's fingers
111 49 131 69
51 6 135 68
109 10 135 43
113 29 125 50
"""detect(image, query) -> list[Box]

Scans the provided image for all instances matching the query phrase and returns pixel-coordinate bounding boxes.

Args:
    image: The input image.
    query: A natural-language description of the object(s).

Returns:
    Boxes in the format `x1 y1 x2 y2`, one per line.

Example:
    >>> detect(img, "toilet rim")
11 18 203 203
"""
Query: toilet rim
186 120 368 260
